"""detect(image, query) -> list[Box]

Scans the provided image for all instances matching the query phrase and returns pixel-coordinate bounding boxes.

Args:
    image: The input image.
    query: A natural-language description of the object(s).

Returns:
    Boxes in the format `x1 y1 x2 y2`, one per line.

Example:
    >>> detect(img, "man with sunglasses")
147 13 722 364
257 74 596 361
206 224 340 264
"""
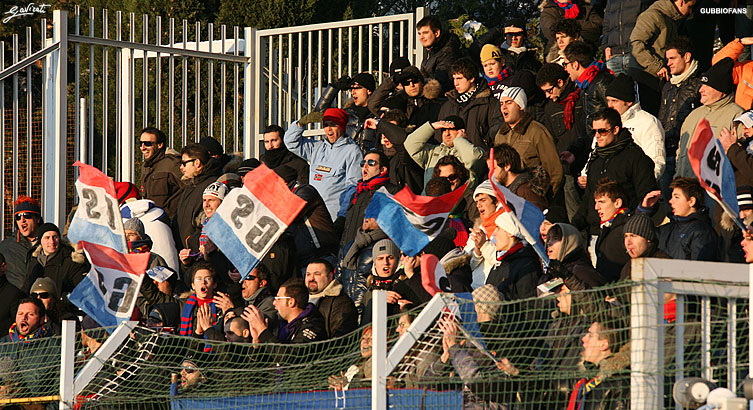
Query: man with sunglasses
344 73 379 152
368 65 443 128
0 196 43 292
138 127 184 219
216 264 277 332
571 108 657 246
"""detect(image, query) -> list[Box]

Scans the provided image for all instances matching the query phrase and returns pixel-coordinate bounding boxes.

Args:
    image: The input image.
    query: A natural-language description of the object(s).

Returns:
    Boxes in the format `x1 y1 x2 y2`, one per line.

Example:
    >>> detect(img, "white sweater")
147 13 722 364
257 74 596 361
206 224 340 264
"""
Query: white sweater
621 102 666 180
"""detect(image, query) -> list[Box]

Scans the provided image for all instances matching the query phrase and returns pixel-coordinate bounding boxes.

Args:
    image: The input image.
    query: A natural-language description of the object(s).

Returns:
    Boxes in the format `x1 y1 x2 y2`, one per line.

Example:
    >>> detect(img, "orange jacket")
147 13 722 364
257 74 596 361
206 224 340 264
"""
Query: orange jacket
712 39 753 110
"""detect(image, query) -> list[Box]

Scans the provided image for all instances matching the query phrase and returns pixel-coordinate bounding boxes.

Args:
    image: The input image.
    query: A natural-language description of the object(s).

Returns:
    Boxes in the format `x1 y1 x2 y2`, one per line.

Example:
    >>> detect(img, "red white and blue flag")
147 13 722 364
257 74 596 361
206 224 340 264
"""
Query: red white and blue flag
203 164 306 281
67 162 128 253
689 118 741 225
487 150 549 264
364 184 467 257
420 253 452 295
68 241 150 329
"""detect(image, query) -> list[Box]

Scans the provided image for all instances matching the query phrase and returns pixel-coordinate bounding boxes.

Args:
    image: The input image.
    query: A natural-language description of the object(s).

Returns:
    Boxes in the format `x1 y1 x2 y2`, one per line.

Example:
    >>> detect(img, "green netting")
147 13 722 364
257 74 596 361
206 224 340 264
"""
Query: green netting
0 279 750 409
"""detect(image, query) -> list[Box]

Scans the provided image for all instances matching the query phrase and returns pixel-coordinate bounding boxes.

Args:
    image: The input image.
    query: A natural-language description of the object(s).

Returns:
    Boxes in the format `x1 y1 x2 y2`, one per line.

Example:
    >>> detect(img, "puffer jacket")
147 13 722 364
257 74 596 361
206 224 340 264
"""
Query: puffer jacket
629 0 685 76
540 0 603 58
437 82 505 150
311 279 358 338
171 158 223 248
24 240 89 295
140 148 185 219
368 77 444 130
620 102 666 179
712 38 753 110
658 64 701 154
601 0 652 56
675 93 743 178
421 32 464 92
493 112 564 193
657 209 720 261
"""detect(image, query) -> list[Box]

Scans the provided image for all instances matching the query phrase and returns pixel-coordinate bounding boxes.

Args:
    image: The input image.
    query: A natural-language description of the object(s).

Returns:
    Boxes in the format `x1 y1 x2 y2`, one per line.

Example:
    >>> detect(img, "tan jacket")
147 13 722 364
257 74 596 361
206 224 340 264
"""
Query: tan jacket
630 0 684 76
493 113 564 193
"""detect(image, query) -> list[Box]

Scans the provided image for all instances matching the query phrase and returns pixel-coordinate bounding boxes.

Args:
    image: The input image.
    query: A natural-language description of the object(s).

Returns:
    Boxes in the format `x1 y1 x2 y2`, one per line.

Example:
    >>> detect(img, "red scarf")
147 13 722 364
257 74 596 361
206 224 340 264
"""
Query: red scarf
575 61 612 90
558 89 580 130
556 0 580 19
497 242 525 261
353 171 390 204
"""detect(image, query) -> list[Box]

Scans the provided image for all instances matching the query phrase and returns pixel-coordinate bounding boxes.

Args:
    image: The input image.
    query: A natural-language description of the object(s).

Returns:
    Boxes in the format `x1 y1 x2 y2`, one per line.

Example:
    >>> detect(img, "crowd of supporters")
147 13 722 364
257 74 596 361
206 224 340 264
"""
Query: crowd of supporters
3 4 753 408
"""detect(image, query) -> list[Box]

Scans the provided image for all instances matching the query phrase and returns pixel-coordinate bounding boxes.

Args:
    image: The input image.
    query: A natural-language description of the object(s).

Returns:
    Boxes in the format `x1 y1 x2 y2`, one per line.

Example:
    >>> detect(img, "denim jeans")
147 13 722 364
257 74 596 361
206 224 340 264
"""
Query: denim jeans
606 54 630 76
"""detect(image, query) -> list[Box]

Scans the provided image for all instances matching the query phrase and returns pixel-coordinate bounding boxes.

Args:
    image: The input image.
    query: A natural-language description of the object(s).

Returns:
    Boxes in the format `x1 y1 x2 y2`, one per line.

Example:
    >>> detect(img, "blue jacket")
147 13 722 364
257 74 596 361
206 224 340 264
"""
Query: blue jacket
284 121 363 221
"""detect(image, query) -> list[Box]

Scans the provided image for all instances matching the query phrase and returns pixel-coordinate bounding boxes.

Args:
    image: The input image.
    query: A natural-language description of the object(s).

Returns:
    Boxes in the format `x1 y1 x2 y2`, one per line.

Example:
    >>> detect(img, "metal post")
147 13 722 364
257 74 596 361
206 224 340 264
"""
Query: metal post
244 27 255 159
630 258 664 409
413 7 425 67
120 47 133 182
59 320 75 410
372 290 387 410
44 10 68 226
749 263 753 378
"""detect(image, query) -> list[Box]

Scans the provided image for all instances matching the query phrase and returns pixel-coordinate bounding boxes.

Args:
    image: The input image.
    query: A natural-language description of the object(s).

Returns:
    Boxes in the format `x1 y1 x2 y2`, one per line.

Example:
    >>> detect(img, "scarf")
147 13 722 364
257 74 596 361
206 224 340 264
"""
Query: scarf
8 322 52 342
37 250 56 267
482 208 505 238
455 86 479 105
496 241 525 261
556 0 580 19
558 89 580 130
670 59 699 85
179 294 217 337
599 207 628 228
575 61 612 90
448 218 469 248
594 133 633 159
128 239 151 254
484 67 512 86
263 146 290 168
353 171 390 204
567 376 603 410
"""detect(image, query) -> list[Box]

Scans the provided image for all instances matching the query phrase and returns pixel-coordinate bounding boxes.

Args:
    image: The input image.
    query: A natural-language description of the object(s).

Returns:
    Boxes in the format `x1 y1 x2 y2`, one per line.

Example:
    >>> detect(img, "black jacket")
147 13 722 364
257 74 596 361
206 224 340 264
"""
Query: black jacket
0 276 23 333
317 290 358 338
595 212 631 283
368 77 444 129
659 72 701 154
376 121 425 194
573 129 657 235
260 148 310 185
499 47 542 73
0 233 38 291
421 32 464 93
541 0 603 56
346 105 378 152
171 158 223 249
541 80 586 153
25 242 90 295
582 68 615 124
558 247 611 288
601 0 652 56
486 244 543 300
657 209 720 261
140 148 185 219
288 182 338 263
338 180 401 251
437 82 504 149
258 303 327 344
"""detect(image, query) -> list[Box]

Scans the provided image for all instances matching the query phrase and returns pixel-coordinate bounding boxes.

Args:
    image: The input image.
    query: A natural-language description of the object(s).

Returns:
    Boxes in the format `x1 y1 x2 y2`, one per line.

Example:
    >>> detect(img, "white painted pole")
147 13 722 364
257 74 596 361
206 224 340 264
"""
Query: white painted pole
120 48 133 182
372 290 387 410
59 320 75 410
44 10 67 227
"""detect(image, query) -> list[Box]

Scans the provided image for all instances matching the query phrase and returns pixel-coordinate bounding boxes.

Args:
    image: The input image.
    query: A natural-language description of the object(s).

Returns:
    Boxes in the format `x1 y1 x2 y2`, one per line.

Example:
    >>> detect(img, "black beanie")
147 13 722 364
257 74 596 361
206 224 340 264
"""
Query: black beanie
37 223 60 239
623 214 658 243
350 73 376 92
701 57 735 95
605 74 635 103
544 206 569 224
237 158 261 177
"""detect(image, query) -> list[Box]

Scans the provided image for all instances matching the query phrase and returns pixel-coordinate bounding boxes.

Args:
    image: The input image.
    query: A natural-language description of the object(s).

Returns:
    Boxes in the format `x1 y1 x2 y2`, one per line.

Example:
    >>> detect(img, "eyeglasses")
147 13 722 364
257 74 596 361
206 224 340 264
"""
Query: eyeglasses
400 78 421 86
274 296 291 300
139 140 156 147
541 85 556 95
180 158 196 167
593 128 613 136
243 275 258 282
181 366 198 374
360 159 378 167
443 174 458 182
32 292 51 299
193 276 214 284
15 212 36 221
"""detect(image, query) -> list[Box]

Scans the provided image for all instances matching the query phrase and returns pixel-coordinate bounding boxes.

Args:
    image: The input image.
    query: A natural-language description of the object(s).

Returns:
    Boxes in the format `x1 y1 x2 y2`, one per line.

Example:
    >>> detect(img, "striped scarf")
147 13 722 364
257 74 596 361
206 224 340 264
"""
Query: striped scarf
8 322 52 342
179 294 217 337
567 376 603 410
575 61 611 90
484 66 512 86
556 0 580 19
599 207 628 228
353 171 390 204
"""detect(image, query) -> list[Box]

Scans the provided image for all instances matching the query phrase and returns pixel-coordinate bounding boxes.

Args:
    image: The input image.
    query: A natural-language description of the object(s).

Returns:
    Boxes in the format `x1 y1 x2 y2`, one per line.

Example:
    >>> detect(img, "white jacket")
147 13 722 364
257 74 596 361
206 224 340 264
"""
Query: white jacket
621 103 666 179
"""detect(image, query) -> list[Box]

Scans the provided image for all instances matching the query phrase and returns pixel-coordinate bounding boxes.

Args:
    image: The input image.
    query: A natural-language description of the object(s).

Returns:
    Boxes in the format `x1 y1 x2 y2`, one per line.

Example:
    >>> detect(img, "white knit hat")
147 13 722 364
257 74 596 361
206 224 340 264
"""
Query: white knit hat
203 182 229 201
500 87 527 111
495 211 523 239
473 180 495 200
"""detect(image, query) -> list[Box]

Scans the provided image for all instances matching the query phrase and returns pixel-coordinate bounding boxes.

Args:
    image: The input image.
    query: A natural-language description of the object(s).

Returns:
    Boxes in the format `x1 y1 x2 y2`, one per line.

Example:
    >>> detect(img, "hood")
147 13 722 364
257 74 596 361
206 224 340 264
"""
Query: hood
555 223 584 261
621 102 643 122
421 79 442 100
440 247 471 273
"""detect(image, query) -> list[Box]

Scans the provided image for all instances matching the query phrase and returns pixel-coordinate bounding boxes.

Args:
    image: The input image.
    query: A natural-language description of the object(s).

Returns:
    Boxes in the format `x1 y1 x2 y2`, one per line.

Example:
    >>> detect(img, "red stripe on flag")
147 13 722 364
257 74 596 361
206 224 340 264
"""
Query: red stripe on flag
688 118 717 195
241 164 306 225
74 162 117 198
391 183 467 216
80 241 150 275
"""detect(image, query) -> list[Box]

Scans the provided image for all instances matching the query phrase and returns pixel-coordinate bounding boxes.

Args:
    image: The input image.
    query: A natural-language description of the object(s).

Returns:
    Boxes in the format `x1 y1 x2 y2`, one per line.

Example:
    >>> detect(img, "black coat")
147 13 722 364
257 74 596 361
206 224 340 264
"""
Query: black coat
486 244 543 300
659 73 701 154
0 276 23 333
25 244 90 296
317 291 359 338
541 0 603 56
140 148 185 219
376 121 425 194
437 83 504 149
421 32 464 93
368 77 444 129
289 182 338 263
595 212 631 283
541 80 586 153
559 247 611 288
499 48 542 73
172 158 223 249
601 0 653 56
573 129 657 235
258 303 327 344
0 233 37 292
657 209 720 261
260 148 310 184
338 181 401 251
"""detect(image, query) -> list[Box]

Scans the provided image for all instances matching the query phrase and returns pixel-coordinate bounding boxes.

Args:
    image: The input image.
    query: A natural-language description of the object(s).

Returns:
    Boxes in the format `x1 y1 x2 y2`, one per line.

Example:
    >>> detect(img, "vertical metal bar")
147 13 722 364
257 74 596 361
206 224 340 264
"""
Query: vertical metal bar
169 18 175 146
378 23 384 78
27 26 33 196
103 9 109 174
328 30 333 106
297 32 302 120
306 32 312 114
702 296 712 381
79 97 87 176
399 21 404 61
728 298 737 389
277 34 283 125
115 11 122 174
44 9 68 226
368 24 373 74
244 27 254 159
234 26 239 150
73 7 80 172
253 28 264 155
0 41 5 238
317 30 322 120
143 14 148 129
125 12 135 182
287 33 292 126
358 25 363 73
413 7 425 67
156 16 162 130
208 23 213 139
221 25 226 148
12 34 19 201
675 295 685 410
58 321 75 410
88 9 94 167
371 290 387 410
195 22 201 141
388 22 394 67
348 27 352 77
337 28 341 106
182 20 187 145
267 36 272 126
629 258 663 409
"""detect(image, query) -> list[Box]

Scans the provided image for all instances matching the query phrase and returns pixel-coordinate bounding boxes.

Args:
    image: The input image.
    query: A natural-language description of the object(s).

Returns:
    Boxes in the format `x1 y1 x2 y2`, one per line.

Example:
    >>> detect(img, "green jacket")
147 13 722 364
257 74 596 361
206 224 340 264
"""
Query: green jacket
629 0 685 76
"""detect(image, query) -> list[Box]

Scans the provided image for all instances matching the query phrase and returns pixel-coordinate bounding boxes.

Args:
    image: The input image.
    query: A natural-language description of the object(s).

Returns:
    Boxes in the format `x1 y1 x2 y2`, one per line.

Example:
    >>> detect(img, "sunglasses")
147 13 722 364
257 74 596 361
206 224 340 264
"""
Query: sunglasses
444 174 458 182
360 159 378 167
139 140 156 147
243 275 258 282
181 366 198 374
32 292 51 299
350 85 365 91
400 78 421 86
593 128 613 136
180 158 196 166
15 212 36 221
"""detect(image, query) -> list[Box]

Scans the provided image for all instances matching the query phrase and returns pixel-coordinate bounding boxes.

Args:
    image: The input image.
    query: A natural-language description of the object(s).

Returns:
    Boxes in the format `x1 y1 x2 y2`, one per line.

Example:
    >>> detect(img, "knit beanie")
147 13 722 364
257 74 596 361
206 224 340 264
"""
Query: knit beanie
31 277 58 298
473 179 495 200
372 239 400 261
738 185 753 211
322 108 349 132
217 173 242 189
605 74 636 103
623 214 658 243
389 57 411 78
123 218 146 240
480 44 503 64
544 206 569 224
397 66 422 83
199 137 224 157
500 87 527 111
113 181 140 205
203 182 228 201
37 223 60 239
495 211 524 239
14 196 40 216
237 158 261 177
700 57 735 95
350 73 376 92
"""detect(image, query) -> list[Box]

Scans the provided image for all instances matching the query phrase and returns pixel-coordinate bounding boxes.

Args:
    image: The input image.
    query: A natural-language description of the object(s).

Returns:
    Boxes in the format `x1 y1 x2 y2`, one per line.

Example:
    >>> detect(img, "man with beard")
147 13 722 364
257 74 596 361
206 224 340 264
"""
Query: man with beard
260 125 309 184
138 127 184 218
305 259 358 338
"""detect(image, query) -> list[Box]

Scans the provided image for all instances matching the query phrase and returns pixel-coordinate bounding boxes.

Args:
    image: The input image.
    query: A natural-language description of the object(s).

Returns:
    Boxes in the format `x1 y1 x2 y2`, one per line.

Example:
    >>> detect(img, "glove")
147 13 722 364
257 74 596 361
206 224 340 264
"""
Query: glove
333 75 352 91
298 111 324 126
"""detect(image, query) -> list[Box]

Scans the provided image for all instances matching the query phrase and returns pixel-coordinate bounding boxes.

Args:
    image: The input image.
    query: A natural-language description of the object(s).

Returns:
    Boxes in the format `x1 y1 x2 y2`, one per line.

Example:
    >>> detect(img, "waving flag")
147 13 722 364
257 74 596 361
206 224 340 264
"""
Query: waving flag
67 162 128 253
365 183 467 257
487 150 548 265
420 253 452 295
689 118 743 229
204 164 306 281
68 241 150 329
